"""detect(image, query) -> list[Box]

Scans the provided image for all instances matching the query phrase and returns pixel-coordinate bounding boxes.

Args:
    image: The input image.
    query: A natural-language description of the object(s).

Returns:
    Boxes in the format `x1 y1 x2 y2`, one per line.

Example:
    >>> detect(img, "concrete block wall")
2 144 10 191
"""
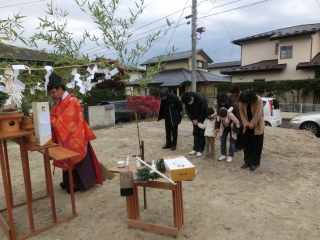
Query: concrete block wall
87 105 115 129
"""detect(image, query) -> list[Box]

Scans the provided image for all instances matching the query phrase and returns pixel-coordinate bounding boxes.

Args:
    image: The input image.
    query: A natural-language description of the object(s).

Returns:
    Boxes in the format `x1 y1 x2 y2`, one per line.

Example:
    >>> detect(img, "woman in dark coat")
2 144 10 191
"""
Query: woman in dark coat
158 90 183 151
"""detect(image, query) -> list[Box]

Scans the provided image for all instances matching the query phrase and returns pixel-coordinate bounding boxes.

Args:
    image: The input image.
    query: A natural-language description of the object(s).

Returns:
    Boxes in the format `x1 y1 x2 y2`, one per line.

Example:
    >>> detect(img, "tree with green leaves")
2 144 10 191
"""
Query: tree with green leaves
30 0 173 67
0 13 27 45
27 0 175 156
28 0 175 99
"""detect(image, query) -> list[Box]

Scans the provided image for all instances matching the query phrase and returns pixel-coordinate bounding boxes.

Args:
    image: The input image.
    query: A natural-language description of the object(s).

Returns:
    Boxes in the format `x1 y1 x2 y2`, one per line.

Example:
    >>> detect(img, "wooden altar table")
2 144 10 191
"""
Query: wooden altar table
0 114 80 240
109 165 184 236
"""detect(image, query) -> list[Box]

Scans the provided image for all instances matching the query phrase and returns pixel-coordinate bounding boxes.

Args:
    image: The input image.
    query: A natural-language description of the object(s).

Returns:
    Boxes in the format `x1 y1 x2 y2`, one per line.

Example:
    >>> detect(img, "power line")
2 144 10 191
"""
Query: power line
79 0 170 53
81 0 231 55
162 0 190 55
84 0 239 56
198 0 241 15
131 5 191 34
199 0 270 20
0 0 45 9
198 0 270 62
85 21 180 57
30 0 268 62
87 0 269 60
81 3 193 54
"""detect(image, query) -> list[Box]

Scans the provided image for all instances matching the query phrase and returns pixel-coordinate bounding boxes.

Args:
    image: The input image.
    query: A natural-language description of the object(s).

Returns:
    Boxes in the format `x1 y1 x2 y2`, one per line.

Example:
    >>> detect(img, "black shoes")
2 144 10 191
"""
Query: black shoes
241 164 259 171
66 186 80 194
250 165 256 171
60 182 66 190
241 163 249 169
60 182 79 193
163 145 176 150
162 145 171 149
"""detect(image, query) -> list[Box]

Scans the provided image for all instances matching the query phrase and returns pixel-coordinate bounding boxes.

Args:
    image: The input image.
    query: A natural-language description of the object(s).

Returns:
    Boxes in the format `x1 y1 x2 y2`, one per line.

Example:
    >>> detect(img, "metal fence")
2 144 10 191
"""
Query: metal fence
279 103 320 113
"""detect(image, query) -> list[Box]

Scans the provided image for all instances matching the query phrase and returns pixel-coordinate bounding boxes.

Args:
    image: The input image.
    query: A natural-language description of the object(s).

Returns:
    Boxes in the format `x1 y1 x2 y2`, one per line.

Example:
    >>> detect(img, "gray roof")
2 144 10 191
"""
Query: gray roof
0 43 53 63
221 59 286 75
297 52 320 69
208 61 241 69
141 49 213 65
131 68 230 87
233 23 320 45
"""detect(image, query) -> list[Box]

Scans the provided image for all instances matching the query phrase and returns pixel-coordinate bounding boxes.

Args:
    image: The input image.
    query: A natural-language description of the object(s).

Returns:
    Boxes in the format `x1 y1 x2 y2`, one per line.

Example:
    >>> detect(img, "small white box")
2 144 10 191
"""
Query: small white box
32 102 52 146
163 155 195 181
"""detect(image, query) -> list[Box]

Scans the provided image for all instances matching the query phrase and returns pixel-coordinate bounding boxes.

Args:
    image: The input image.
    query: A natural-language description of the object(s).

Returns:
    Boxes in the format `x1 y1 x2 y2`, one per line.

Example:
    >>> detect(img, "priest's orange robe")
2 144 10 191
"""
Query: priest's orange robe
51 93 102 185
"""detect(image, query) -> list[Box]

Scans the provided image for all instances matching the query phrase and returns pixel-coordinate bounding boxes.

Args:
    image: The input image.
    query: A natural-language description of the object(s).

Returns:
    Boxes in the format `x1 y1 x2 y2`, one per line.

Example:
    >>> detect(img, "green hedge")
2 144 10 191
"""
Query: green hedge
216 78 320 101
216 78 320 94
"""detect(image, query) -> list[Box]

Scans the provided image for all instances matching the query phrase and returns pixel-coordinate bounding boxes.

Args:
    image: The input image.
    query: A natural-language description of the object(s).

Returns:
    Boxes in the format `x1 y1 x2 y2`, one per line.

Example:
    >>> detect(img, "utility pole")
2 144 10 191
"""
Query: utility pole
191 0 197 92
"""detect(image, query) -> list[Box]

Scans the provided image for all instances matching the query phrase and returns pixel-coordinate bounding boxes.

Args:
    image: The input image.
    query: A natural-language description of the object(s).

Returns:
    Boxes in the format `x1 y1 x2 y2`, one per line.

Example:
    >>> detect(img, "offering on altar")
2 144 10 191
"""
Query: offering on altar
117 161 125 168
32 102 52 146
163 155 195 181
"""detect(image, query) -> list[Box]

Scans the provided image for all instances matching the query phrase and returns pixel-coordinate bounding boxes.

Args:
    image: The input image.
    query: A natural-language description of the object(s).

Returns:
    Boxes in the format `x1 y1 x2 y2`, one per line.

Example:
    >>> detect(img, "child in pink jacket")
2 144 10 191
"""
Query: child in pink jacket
215 107 240 163
216 107 240 139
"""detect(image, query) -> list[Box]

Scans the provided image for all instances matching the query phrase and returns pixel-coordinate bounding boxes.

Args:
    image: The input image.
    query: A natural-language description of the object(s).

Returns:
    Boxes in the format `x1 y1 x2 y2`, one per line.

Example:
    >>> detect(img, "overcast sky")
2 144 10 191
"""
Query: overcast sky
1 0 320 65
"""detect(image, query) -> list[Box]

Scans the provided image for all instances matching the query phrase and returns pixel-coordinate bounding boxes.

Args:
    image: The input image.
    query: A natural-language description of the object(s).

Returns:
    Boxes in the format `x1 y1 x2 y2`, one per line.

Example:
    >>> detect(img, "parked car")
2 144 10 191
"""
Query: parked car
97 100 134 124
289 111 320 136
262 97 282 127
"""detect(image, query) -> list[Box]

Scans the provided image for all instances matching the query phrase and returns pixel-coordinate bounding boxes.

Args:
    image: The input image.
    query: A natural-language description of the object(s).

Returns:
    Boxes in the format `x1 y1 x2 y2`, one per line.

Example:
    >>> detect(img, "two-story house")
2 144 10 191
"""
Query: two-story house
221 23 320 82
132 49 230 97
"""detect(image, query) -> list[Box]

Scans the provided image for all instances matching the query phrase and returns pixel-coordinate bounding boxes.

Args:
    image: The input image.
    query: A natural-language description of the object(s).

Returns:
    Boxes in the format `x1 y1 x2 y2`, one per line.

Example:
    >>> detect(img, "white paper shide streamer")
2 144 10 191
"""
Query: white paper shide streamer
66 65 97 94
30 82 45 95
0 64 120 106
44 66 53 95
0 67 26 109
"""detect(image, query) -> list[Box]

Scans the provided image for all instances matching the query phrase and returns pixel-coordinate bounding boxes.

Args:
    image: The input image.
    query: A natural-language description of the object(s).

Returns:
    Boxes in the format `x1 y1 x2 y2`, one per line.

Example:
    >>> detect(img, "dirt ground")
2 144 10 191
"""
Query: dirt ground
1 118 320 240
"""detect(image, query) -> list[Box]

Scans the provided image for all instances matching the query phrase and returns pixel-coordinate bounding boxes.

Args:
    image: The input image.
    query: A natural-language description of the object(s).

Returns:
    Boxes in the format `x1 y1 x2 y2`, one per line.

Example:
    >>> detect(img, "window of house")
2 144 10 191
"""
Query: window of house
144 87 148 96
315 69 320 78
196 61 203 68
280 45 293 59
275 43 279 55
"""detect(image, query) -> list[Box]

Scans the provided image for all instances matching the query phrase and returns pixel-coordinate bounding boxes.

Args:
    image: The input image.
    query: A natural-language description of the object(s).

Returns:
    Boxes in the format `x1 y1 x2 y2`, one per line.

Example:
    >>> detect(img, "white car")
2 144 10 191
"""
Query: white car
262 97 282 127
289 111 320 136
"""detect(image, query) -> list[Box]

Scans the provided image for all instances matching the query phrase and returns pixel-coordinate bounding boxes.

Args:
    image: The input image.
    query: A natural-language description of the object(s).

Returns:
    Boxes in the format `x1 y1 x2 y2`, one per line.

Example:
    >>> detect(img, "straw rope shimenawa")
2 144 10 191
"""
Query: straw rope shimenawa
0 63 104 71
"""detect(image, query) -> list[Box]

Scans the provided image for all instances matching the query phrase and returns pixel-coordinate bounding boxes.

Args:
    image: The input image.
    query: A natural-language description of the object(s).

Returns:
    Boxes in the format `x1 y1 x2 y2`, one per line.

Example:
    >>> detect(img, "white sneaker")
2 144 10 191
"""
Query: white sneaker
226 156 233 163
196 152 202 157
218 155 227 161
189 150 197 155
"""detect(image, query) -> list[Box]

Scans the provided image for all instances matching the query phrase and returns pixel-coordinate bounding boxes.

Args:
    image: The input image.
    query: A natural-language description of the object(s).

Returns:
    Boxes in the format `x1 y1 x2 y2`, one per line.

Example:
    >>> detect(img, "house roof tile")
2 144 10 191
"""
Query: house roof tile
220 59 286 75
208 61 241 69
233 23 320 45
296 52 320 69
0 43 53 63
131 68 230 86
141 49 213 65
